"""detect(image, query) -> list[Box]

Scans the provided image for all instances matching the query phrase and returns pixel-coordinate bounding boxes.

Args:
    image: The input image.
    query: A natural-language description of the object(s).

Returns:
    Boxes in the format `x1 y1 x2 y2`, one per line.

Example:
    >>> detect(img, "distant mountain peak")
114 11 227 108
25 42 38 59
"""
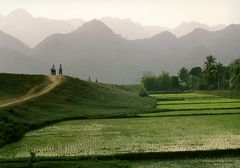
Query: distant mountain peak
0 30 30 55
192 28 210 33
224 24 240 30
152 31 176 40
7 9 33 19
101 17 140 25
176 21 209 29
72 19 114 34
216 24 240 35
159 31 176 36
0 30 15 39
180 28 211 40
179 21 206 26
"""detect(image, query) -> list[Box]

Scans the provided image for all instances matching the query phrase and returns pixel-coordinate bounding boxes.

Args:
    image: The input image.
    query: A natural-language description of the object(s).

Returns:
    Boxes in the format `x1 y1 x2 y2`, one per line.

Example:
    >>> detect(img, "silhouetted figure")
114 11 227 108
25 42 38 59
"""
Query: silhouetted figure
88 76 91 82
50 65 56 75
59 64 63 75
96 78 98 83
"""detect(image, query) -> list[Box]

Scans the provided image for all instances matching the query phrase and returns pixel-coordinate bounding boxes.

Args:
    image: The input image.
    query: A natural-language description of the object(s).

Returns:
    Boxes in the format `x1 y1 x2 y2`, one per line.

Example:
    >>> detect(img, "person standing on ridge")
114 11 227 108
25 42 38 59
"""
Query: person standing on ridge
59 64 63 75
51 65 56 75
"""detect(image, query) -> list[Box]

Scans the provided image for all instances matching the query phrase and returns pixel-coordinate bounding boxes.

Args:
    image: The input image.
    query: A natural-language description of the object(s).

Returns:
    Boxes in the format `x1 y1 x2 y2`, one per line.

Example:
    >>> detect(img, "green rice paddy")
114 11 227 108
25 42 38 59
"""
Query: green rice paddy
1 114 240 158
1 92 240 158
1 91 240 168
154 93 240 110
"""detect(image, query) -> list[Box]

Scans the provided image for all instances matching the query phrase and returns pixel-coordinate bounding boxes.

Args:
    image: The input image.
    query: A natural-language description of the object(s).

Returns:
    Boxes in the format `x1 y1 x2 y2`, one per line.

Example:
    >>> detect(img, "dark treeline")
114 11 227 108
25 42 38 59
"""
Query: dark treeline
141 55 240 93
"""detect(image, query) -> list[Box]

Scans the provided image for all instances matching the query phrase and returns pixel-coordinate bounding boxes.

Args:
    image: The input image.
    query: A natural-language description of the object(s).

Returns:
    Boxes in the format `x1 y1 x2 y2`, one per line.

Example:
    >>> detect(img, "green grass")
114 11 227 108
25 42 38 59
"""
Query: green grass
0 73 49 100
151 93 219 100
2 76 155 120
139 108 240 117
0 160 129 168
208 90 240 99
157 98 240 105
151 92 240 111
1 157 240 168
0 74 155 147
1 114 239 158
156 102 240 110
131 158 240 168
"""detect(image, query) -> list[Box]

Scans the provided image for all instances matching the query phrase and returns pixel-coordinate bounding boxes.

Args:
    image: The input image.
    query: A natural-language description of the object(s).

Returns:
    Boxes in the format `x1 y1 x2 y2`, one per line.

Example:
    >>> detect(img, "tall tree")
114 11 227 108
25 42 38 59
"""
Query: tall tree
190 67 202 77
216 62 223 89
158 71 172 90
221 66 230 89
178 67 189 90
229 59 240 90
189 67 202 90
203 55 217 89
139 83 149 97
171 76 180 90
178 67 189 83
141 72 159 91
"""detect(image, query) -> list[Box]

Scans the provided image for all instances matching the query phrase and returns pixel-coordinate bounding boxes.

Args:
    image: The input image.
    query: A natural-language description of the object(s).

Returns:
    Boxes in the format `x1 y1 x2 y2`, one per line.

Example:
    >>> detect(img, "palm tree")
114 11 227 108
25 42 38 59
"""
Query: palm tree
204 55 216 71
203 55 217 88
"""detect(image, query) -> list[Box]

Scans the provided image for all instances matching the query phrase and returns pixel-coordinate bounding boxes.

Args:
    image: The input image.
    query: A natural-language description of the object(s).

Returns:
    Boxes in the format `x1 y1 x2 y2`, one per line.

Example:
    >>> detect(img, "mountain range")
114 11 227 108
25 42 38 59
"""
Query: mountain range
100 17 226 39
31 21 240 83
0 10 239 84
0 9 85 47
0 9 226 47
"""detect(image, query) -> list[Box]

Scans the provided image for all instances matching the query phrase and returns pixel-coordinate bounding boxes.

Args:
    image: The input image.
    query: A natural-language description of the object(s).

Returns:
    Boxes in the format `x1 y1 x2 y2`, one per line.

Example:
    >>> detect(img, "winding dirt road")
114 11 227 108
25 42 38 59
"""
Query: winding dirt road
0 75 64 108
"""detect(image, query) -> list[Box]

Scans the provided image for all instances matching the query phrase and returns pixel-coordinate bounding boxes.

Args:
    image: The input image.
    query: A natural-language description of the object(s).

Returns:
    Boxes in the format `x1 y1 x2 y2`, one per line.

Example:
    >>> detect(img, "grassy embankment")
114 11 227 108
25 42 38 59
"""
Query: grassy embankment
0 73 155 147
0 74 51 101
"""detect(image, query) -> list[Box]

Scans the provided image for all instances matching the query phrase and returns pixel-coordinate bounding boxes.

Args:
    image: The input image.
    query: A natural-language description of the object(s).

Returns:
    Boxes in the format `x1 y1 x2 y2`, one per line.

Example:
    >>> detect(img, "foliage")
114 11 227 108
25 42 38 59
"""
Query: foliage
139 84 149 97
28 151 36 168
188 67 202 90
141 72 180 91
178 67 189 83
141 72 159 91
203 55 217 89
189 67 202 77
171 76 180 90
0 117 28 147
141 55 235 91
229 59 240 90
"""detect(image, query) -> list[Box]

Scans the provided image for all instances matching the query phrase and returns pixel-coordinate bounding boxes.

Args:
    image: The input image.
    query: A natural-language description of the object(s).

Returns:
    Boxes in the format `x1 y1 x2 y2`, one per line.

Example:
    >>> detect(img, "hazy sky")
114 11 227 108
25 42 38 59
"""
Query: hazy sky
0 0 239 27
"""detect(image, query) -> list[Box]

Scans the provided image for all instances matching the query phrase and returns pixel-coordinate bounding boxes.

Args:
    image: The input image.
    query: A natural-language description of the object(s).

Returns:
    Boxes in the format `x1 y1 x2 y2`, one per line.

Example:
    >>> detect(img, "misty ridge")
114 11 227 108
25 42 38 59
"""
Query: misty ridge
0 9 240 84
0 9 226 47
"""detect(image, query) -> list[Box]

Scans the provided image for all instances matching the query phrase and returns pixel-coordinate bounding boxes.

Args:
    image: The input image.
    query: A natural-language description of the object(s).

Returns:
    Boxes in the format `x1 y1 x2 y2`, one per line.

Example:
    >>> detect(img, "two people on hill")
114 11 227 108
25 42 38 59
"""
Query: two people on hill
51 64 63 75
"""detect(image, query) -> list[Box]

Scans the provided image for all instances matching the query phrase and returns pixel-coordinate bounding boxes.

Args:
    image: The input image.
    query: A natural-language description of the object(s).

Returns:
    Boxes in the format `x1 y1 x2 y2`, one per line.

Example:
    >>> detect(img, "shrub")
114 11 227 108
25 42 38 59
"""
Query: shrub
139 84 149 97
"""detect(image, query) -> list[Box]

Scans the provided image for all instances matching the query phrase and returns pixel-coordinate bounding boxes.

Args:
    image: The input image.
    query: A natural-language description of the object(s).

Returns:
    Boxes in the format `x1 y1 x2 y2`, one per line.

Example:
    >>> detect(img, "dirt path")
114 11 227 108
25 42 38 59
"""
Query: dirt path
0 75 64 108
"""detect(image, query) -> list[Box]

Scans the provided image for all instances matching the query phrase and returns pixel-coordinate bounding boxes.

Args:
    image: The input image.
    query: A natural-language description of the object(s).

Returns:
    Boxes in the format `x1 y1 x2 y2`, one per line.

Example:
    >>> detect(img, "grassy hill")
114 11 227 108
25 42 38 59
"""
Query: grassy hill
0 73 50 100
0 74 156 147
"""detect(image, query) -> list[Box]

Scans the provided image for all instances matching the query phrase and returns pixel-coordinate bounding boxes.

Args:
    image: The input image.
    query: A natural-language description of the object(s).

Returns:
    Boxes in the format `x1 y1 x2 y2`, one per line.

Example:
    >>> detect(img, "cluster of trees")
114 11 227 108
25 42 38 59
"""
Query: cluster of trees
0 116 27 147
141 71 179 92
141 55 240 93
